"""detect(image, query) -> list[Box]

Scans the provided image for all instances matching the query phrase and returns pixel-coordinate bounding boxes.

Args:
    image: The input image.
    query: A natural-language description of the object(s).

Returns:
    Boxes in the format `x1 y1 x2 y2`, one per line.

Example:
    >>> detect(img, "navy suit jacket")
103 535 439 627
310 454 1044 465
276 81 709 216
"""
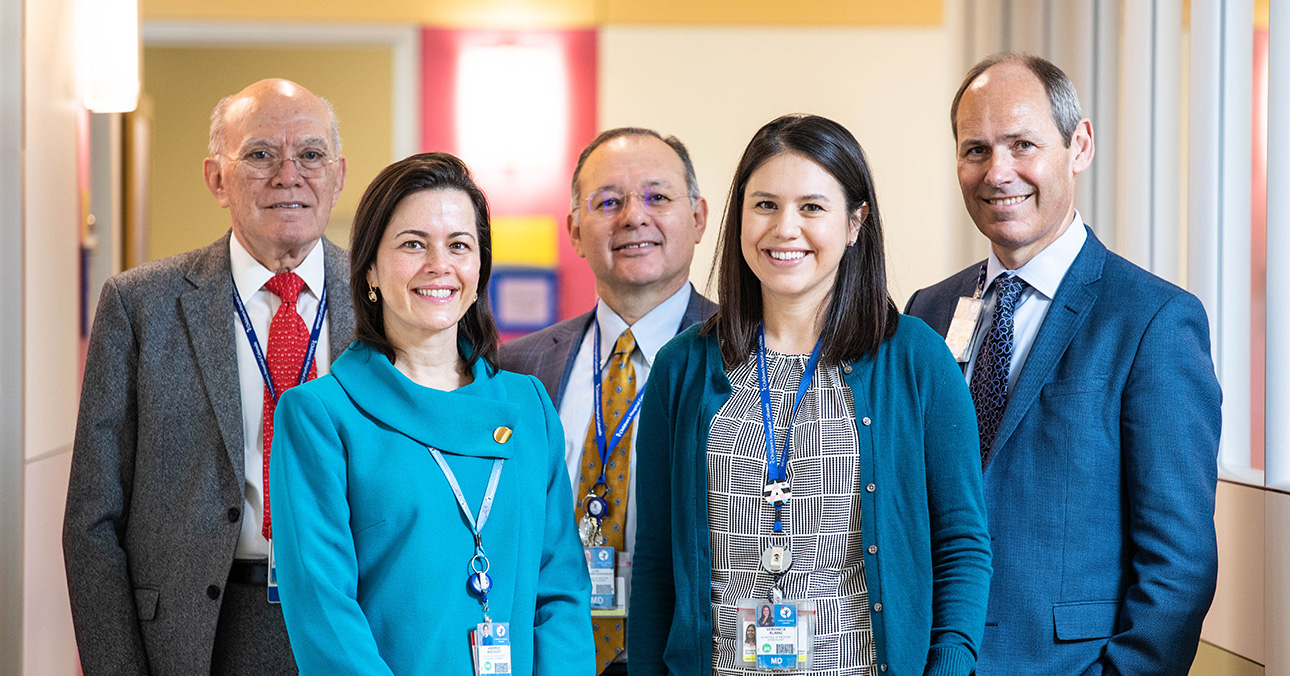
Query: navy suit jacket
498 289 717 407
905 227 1220 676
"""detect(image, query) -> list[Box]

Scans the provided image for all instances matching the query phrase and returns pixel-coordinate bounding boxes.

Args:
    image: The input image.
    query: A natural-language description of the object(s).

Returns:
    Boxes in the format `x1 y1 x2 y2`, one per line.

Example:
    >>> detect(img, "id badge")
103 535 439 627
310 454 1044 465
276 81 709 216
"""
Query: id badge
585 546 616 609
267 539 280 604
945 296 984 362
471 622 512 676
737 599 816 671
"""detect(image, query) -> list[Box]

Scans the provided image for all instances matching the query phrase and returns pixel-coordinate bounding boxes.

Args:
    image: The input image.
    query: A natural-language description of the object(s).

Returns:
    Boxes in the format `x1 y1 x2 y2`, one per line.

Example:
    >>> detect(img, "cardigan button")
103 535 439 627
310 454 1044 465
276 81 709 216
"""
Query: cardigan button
880 664 888 672
493 427 513 444
861 416 871 426
866 483 876 493
868 545 878 555
873 602 883 612
842 364 852 375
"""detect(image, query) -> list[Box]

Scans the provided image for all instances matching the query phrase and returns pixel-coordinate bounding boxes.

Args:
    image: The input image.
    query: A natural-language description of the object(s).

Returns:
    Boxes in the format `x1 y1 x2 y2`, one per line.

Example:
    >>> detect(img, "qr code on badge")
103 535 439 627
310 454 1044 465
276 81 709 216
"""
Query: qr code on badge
592 583 614 594
775 643 794 653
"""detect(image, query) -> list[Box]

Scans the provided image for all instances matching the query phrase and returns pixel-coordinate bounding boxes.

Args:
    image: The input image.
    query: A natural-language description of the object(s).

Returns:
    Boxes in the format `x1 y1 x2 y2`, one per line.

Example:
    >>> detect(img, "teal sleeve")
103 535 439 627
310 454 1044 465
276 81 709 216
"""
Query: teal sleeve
626 353 678 676
269 387 396 676
920 334 992 676
530 376 597 675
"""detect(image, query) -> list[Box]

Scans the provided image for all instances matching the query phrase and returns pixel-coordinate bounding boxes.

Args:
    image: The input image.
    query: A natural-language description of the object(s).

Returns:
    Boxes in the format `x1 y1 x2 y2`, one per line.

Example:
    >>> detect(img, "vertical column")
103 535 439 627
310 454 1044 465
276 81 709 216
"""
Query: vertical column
1264 0 1290 491
1117 0 1182 283
0 0 21 672
1190 0 1254 480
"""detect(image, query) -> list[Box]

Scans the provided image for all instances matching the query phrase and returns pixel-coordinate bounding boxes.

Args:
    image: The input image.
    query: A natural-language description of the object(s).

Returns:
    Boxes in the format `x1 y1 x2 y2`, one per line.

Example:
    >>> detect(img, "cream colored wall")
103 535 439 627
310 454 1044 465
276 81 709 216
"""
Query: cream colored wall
143 46 394 261
599 25 959 308
23 0 82 671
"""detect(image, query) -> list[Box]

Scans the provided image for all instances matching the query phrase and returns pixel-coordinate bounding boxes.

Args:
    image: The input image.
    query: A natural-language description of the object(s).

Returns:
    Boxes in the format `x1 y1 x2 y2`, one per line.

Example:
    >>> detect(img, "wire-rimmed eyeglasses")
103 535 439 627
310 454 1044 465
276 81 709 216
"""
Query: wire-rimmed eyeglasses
227 147 340 179
585 188 685 219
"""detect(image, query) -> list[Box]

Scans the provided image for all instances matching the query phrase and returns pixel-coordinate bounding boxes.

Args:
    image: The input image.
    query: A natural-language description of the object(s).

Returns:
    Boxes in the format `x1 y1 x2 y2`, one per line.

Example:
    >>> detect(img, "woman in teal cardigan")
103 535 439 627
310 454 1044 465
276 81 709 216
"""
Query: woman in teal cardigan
270 153 594 675
629 116 990 675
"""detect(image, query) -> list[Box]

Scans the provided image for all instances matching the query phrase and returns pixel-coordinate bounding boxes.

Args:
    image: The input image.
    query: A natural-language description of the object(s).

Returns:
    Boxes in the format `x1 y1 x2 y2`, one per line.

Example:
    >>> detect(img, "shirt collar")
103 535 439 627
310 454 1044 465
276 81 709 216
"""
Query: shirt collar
229 233 326 305
594 283 693 368
984 210 1087 300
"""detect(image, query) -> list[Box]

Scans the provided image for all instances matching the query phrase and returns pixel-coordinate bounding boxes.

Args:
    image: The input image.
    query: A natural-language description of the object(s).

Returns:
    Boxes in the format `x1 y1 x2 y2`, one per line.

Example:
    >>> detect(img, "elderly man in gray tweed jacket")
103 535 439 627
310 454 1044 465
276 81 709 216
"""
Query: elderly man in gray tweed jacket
63 79 353 675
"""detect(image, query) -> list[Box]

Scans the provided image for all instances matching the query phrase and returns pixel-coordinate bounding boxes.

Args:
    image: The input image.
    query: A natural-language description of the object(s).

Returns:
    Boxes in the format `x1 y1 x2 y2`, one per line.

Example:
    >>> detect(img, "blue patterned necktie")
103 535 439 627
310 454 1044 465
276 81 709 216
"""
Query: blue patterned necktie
969 273 1029 465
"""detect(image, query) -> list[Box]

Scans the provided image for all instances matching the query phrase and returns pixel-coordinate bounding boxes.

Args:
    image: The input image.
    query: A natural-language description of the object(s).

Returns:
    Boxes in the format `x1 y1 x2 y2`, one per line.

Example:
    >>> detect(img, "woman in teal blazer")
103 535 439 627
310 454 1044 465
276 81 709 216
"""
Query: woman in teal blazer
270 153 594 675
628 116 991 675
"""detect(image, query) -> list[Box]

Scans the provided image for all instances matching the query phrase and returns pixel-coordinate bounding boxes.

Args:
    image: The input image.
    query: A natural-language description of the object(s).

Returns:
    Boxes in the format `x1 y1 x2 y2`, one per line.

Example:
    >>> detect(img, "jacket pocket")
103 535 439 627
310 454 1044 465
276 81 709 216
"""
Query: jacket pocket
1041 376 1109 398
134 587 160 621
1052 600 1119 641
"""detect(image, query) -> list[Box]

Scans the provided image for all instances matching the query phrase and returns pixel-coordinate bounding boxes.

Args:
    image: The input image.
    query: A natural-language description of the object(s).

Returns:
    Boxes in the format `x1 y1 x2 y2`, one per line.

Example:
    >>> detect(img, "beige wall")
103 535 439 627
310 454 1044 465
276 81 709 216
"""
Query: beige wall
23 0 82 671
600 25 959 308
142 46 394 261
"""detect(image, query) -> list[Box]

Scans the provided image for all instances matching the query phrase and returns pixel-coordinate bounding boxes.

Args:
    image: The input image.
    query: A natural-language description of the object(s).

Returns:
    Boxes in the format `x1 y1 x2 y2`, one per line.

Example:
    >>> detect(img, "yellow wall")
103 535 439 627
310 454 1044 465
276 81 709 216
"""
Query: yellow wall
143 46 392 260
141 0 940 27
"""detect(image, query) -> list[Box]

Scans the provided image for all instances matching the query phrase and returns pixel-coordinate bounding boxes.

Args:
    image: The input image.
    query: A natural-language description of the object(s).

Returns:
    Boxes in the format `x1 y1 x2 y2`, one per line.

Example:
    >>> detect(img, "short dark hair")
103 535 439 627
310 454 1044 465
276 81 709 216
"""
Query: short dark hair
349 152 500 371
704 114 898 367
569 127 700 214
951 53 1084 147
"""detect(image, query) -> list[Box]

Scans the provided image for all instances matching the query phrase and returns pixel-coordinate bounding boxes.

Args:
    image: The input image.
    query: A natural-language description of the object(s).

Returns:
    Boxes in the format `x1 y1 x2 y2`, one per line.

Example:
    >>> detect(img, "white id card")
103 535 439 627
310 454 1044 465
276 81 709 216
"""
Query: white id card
471 621 512 675
267 539 280 604
945 296 984 362
738 599 817 671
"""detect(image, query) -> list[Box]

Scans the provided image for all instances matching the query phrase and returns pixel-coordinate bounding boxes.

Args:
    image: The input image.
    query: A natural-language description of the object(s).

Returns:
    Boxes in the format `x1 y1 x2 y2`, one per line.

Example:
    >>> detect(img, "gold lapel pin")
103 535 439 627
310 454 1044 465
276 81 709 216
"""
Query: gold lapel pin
493 427 513 444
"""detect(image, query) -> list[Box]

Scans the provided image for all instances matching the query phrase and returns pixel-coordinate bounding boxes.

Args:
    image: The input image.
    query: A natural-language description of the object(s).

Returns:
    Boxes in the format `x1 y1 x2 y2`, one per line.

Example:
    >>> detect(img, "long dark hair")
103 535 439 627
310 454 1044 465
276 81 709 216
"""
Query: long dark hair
704 114 898 367
349 152 500 371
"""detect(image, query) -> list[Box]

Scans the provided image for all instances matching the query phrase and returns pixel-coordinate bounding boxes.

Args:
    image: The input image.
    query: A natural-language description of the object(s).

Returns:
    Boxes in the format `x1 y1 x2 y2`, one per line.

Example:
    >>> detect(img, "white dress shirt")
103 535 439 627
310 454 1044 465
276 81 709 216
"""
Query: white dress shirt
229 235 331 559
559 283 693 562
965 211 1088 390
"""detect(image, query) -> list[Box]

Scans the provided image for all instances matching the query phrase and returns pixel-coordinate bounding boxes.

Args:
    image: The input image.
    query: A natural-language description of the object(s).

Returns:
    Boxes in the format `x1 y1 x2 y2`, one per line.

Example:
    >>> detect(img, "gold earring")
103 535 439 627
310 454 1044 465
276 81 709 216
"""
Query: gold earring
472 292 479 304
367 283 378 303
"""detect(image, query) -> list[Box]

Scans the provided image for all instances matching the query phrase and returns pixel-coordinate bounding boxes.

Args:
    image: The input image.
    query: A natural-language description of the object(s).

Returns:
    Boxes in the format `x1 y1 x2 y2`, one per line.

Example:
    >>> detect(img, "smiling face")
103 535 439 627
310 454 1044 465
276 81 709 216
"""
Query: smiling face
954 62 1093 269
740 152 862 316
569 135 707 312
366 189 481 351
203 80 347 269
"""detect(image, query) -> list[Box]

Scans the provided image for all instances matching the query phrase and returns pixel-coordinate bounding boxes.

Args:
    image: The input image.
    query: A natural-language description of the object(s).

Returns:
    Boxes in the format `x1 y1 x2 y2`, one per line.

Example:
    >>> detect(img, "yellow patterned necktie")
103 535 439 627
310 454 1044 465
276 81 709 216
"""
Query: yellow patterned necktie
576 327 636 673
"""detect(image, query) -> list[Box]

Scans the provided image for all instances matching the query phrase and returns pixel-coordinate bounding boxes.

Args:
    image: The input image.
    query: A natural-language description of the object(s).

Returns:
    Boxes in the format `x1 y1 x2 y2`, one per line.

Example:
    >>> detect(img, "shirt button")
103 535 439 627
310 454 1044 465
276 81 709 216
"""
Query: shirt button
873 602 883 612
866 483 876 493
842 364 852 375
868 545 878 555
207 585 221 600
227 507 240 523
862 417 871 426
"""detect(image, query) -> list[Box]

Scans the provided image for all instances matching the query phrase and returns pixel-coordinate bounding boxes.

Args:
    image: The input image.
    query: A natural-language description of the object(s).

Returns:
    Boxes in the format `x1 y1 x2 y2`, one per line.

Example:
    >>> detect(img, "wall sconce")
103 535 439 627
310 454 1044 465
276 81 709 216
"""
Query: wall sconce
455 42 568 172
78 0 140 113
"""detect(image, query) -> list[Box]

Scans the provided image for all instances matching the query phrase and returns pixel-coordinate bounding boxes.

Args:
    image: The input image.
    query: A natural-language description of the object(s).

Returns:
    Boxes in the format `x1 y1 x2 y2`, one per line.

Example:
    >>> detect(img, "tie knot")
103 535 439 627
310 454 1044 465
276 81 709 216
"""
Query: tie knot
995 274 1028 308
264 272 306 303
613 329 637 358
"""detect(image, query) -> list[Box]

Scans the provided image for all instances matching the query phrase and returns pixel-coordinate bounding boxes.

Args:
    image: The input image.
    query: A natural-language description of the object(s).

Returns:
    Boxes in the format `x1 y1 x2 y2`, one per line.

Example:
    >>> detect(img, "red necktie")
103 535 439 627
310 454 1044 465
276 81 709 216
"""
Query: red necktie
261 272 317 540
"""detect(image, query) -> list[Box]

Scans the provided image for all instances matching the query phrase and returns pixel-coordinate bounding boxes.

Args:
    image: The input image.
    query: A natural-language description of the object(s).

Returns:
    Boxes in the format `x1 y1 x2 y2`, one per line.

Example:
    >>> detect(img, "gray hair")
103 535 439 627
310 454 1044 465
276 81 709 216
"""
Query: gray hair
569 127 701 217
207 92 342 158
951 53 1083 147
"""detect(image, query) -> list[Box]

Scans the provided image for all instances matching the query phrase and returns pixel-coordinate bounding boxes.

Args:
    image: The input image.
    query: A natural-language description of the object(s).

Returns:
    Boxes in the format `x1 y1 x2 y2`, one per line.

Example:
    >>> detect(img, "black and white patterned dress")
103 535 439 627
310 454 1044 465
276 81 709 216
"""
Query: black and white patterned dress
708 349 876 676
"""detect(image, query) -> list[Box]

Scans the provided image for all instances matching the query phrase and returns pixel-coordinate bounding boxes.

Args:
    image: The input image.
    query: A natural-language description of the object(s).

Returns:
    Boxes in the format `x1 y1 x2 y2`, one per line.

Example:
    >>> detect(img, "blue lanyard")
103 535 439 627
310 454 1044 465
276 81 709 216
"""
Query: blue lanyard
756 325 824 483
428 448 504 616
589 317 650 486
231 275 327 402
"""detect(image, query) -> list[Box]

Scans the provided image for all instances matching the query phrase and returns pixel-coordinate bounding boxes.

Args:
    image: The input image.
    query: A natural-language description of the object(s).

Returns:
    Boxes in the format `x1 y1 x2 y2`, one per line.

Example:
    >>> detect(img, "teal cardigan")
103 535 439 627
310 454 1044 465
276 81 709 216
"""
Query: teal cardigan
628 317 991 676
270 343 594 675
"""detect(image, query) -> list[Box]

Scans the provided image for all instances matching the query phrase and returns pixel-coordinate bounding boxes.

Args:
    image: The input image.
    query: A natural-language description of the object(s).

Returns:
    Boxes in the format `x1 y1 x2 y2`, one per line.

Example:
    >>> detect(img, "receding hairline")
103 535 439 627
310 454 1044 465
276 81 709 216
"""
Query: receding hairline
208 81 342 158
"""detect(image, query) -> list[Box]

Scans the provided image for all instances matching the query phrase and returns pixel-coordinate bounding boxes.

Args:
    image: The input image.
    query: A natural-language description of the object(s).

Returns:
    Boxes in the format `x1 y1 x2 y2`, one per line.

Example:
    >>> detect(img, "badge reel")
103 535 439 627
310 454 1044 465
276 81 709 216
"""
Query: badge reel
579 485 619 611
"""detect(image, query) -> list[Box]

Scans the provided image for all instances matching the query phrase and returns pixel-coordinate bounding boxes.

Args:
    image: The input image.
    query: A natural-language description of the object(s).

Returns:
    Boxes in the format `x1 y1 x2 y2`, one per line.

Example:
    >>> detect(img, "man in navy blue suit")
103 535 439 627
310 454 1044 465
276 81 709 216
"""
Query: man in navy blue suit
905 54 1221 675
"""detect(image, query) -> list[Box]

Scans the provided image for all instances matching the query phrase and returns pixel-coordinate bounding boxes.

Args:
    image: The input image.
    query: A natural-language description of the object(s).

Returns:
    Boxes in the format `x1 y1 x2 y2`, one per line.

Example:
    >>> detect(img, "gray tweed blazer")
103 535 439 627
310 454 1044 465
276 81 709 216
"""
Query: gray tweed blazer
62 232 353 676
498 289 717 407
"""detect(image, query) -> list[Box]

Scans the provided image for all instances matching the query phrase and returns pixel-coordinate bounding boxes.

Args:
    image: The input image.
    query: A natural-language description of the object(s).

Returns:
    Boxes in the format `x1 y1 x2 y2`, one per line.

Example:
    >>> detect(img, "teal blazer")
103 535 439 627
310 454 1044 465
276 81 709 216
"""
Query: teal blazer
270 342 594 675
628 317 991 676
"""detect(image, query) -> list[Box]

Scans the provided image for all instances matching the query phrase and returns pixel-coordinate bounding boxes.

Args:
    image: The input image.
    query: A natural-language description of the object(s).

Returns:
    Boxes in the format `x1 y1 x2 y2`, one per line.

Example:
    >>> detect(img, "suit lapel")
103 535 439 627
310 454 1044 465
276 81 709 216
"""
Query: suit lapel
551 312 594 406
987 230 1105 465
321 237 355 361
179 234 246 485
